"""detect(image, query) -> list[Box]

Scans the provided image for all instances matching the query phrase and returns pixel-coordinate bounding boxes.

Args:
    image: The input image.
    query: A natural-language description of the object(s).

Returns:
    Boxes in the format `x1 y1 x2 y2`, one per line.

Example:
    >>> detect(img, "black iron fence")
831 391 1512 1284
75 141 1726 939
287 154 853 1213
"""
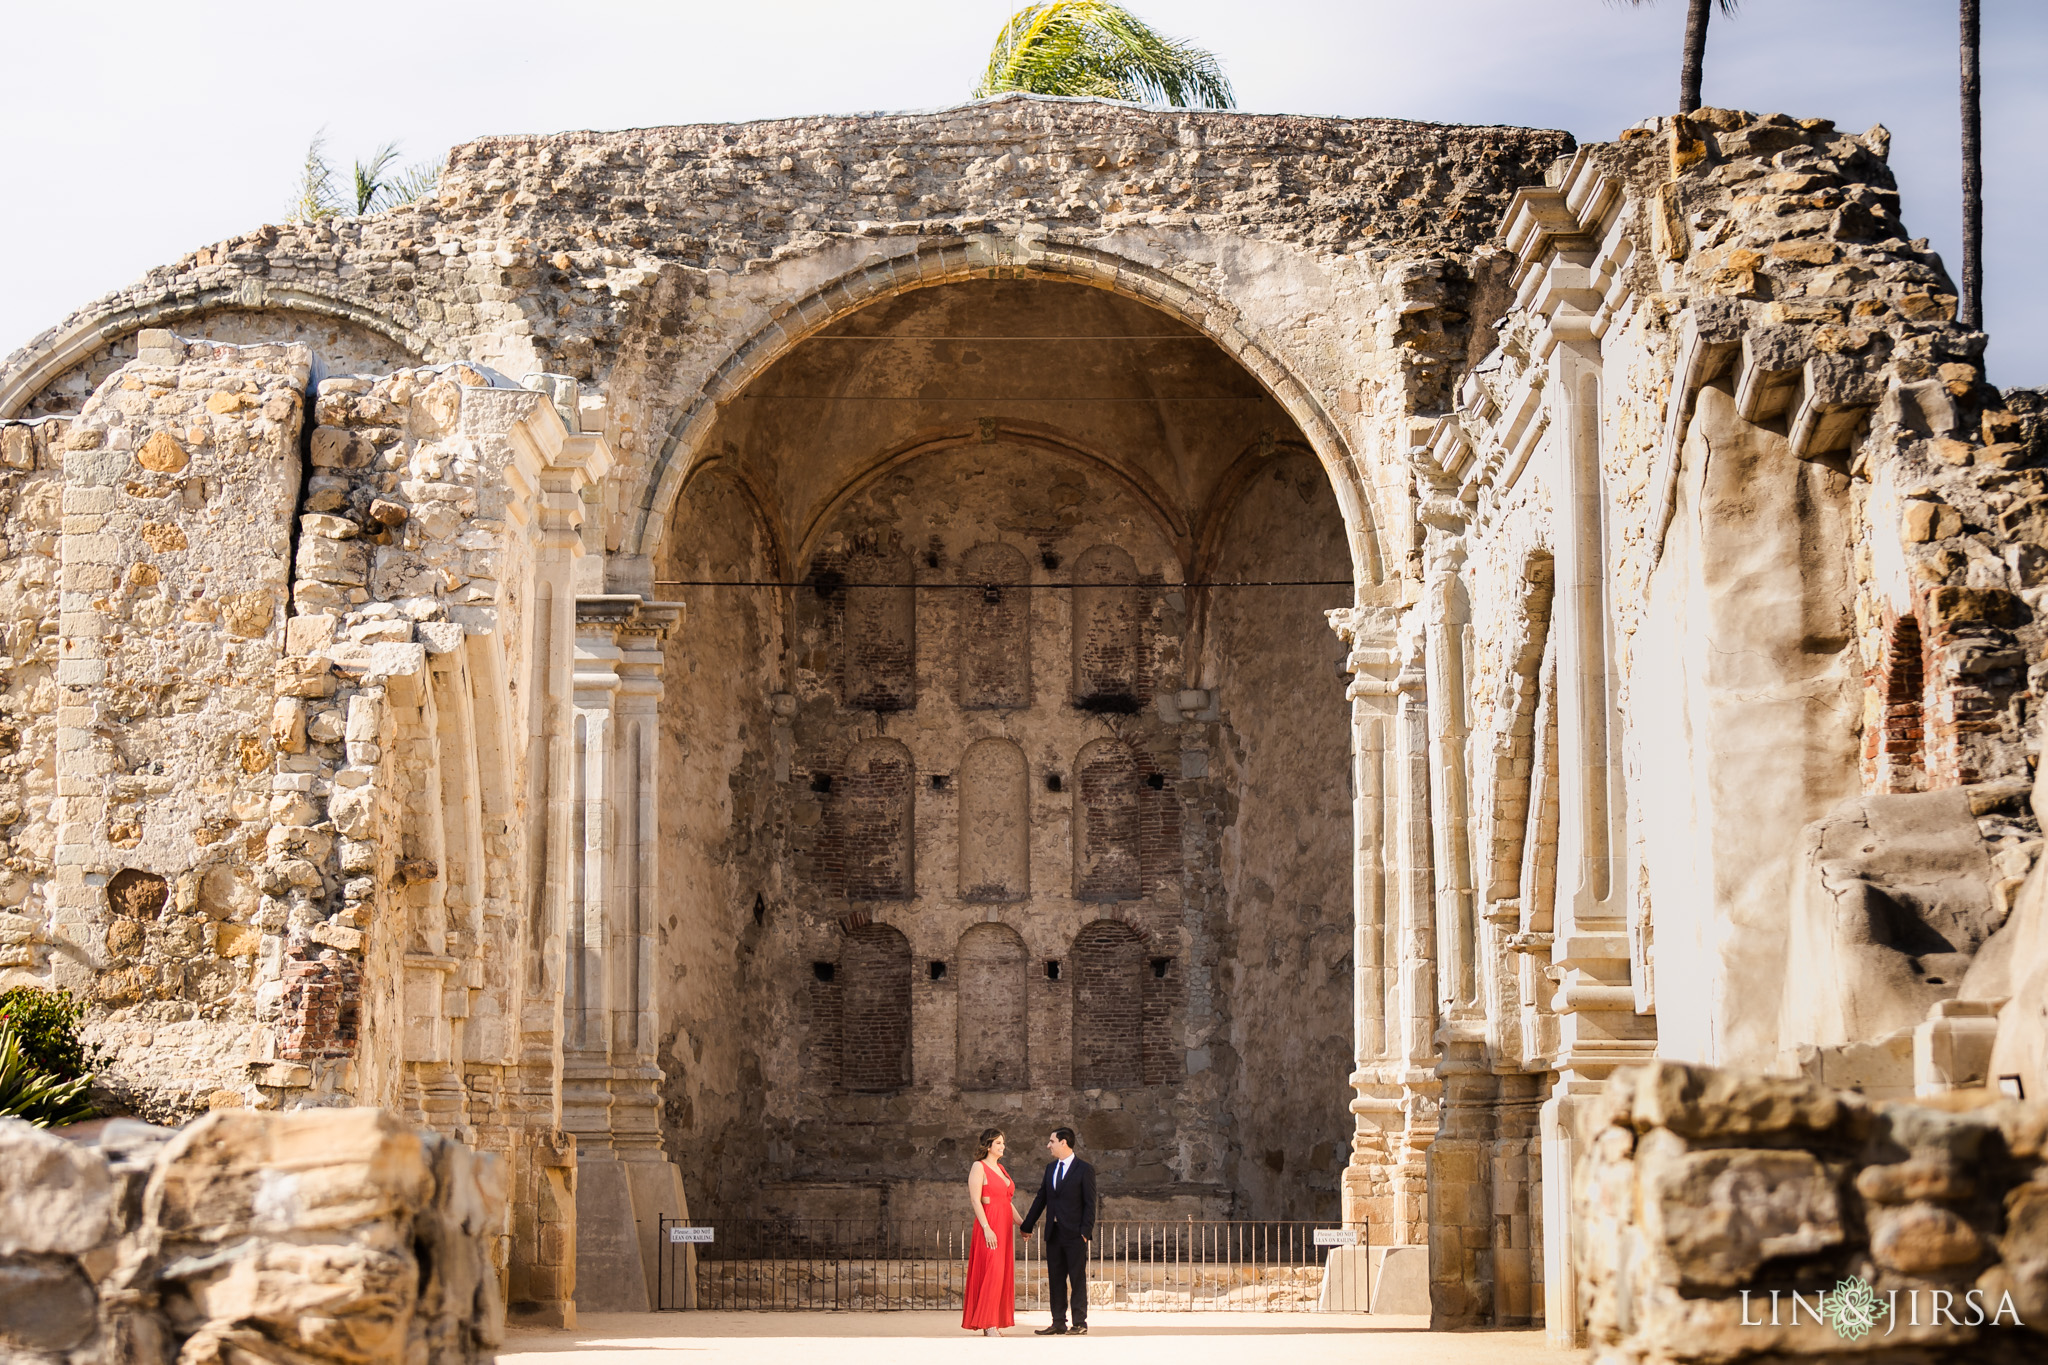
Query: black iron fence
656 1217 1369 1312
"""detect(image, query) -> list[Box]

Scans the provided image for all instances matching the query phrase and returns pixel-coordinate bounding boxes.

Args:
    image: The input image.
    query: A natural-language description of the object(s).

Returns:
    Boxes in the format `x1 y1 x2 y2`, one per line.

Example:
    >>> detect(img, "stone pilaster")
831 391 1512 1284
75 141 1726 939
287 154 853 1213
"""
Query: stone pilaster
504 400 612 1329
1496 182 1658 1348
1330 605 1401 1234
565 592 687 1314
1330 601 1445 1265
1388 614 1444 1248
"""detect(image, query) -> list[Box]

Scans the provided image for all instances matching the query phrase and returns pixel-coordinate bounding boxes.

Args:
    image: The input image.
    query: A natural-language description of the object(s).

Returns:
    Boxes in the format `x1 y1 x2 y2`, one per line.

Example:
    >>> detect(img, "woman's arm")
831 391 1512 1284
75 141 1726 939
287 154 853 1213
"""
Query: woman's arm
968 1164 996 1244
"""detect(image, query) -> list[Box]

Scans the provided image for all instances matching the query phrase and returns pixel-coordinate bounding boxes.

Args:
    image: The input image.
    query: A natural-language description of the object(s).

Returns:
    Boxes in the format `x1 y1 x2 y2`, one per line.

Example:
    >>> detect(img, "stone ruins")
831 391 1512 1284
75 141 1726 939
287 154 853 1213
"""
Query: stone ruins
0 1108 503 1362
1 93 2044 1349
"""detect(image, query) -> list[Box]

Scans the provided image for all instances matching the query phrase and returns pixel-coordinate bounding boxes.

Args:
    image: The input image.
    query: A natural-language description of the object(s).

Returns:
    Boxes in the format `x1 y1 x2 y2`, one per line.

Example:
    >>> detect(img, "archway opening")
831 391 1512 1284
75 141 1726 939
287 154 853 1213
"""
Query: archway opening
652 277 1357 1221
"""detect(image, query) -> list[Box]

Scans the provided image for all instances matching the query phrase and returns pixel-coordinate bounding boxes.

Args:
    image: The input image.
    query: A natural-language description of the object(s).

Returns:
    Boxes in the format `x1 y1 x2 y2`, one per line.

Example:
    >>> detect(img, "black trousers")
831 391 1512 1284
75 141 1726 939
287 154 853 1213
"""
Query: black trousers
1046 1230 1089 1326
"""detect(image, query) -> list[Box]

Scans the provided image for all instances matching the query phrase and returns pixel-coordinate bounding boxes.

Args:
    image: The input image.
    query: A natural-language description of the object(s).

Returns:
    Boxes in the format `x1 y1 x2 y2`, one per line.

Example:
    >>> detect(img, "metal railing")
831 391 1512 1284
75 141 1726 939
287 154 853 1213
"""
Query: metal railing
656 1216 1369 1312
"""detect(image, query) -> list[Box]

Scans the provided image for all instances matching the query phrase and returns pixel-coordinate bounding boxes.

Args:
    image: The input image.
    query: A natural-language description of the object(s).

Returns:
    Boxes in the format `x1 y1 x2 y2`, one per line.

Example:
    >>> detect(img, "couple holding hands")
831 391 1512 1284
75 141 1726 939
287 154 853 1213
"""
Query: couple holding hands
962 1126 1097 1336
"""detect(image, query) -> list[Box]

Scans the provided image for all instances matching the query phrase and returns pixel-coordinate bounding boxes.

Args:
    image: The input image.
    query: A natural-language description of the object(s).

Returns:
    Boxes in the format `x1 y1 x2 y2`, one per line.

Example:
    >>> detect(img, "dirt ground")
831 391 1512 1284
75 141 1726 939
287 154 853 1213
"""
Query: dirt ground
497 1310 1572 1364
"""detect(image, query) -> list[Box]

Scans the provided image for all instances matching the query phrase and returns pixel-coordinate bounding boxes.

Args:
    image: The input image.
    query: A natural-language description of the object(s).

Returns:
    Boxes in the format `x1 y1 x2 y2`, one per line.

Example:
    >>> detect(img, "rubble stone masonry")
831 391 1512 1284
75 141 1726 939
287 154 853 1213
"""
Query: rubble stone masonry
2 93 2044 1342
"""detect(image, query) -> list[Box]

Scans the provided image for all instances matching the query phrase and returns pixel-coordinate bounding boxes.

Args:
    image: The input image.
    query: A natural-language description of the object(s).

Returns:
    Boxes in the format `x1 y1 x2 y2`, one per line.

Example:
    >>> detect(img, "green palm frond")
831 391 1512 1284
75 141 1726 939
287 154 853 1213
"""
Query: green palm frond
352 141 404 215
0 1019 95 1128
975 1 1234 109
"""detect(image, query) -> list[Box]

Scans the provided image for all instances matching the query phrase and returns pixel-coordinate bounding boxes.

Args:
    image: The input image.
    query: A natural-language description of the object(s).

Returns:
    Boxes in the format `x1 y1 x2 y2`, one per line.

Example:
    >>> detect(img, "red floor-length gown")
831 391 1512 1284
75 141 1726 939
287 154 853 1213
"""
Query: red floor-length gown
962 1159 1017 1329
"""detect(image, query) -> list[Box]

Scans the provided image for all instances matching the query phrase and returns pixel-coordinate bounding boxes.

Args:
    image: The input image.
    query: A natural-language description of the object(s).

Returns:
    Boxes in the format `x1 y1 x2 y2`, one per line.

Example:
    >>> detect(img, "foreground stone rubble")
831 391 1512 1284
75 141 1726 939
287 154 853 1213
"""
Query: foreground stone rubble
1579 1062 2048 1362
0 1108 503 1363
0 93 2042 1346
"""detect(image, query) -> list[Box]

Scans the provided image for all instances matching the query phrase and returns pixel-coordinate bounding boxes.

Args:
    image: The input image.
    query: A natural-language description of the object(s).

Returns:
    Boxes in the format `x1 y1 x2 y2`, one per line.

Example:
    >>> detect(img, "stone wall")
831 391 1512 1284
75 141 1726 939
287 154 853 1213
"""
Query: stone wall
1577 1061 2048 1364
43 334 306 1117
0 334 618 1322
17 311 421 422
0 419 63 983
1411 105 2048 1336
0 99 1573 585
0 1108 502 1364
254 356 652 1320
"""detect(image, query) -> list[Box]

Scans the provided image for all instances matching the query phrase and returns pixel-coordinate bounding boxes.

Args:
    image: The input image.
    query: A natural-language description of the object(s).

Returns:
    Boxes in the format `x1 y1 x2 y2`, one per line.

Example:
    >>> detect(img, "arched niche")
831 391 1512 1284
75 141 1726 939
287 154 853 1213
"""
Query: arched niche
1072 919 1146 1090
959 738 1029 901
841 921 912 1092
1074 738 1141 901
839 737 915 900
841 534 916 712
958 542 1031 709
956 922 1028 1090
1071 545 1143 711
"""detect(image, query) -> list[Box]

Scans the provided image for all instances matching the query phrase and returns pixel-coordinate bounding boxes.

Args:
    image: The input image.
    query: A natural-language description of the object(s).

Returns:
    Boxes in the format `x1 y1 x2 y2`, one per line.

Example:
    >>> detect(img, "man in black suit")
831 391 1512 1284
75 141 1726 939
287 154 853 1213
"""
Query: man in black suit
1019 1127 1097 1335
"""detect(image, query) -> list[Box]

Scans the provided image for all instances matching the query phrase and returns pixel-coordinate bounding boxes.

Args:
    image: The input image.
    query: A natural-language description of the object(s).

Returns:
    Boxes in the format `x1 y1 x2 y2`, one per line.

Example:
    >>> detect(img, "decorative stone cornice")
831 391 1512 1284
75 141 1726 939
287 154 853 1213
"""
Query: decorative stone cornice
573 595 684 640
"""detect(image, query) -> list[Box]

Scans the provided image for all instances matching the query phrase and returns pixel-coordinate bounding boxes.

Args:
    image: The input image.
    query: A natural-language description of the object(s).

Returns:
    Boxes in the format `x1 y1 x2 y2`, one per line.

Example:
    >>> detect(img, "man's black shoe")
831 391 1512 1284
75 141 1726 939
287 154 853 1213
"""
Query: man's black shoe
1070 1325 1089 1335
1034 1326 1067 1335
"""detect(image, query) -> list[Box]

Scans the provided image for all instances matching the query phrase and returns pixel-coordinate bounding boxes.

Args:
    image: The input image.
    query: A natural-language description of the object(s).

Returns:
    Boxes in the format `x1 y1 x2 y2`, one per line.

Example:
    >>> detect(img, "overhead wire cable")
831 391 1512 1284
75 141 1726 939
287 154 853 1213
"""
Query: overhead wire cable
650 579 1353 588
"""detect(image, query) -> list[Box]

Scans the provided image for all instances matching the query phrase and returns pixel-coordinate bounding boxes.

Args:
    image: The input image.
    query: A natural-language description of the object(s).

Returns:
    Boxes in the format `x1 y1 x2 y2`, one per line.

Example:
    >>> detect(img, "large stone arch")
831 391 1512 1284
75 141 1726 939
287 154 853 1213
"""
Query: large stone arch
0 283 435 418
627 234 1386 590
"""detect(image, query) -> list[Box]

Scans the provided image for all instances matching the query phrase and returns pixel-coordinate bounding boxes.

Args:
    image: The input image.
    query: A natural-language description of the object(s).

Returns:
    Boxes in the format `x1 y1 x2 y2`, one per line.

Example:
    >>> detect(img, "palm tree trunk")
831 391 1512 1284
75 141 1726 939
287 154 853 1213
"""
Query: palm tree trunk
1960 0 1983 330
1678 0 1712 113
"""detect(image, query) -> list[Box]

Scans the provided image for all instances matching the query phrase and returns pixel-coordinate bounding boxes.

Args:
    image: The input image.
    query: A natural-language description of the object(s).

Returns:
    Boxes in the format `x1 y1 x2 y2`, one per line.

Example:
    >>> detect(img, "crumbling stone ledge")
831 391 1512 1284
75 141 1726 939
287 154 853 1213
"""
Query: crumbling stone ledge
1578 1060 2048 1363
0 1107 504 1364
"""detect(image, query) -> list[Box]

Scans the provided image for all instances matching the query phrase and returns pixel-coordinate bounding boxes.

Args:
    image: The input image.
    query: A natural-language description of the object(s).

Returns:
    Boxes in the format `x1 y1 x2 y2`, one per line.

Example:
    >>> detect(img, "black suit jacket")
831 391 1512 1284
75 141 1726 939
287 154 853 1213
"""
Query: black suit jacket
1020 1157 1097 1242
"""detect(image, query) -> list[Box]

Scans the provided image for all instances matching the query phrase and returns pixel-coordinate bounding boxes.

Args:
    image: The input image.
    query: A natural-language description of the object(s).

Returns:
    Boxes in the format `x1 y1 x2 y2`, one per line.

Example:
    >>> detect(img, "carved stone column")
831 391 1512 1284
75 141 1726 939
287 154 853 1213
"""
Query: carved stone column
1413 471 1500 1326
1539 339 1656 1346
1327 600 1443 1312
610 604 681 1168
1417 480 1480 1026
1330 605 1401 1237
1389 612 1443 1244
566 593 686 1314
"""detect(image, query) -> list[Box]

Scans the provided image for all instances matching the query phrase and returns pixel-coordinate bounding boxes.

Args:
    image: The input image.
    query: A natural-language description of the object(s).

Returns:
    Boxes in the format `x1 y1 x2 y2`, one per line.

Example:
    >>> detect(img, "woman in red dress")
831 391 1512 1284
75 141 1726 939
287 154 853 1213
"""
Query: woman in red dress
962 1127 1018 1334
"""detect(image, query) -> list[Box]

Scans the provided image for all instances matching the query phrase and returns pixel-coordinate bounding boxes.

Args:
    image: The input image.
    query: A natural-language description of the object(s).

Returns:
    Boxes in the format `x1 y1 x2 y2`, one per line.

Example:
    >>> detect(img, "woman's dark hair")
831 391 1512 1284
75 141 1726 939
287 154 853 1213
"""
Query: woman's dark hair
975 1127 1004 1159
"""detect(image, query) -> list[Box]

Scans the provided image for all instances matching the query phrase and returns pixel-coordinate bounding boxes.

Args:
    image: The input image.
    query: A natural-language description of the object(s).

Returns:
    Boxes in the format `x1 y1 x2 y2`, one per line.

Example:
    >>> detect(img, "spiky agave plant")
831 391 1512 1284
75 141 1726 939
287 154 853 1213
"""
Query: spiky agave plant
974 1 1234 109
0 1019 94 1128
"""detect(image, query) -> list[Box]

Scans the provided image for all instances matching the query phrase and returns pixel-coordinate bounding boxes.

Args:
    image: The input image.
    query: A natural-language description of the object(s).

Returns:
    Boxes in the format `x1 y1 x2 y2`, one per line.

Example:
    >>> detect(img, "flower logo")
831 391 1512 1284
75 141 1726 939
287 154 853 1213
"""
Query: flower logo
1826 1276 1887 1341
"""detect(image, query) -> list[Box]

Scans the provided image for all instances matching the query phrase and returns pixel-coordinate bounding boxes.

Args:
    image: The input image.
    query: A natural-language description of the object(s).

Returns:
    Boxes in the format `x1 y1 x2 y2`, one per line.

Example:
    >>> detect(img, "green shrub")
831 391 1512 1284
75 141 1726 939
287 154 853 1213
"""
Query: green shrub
0 985 92 1080
0 1019 95 1127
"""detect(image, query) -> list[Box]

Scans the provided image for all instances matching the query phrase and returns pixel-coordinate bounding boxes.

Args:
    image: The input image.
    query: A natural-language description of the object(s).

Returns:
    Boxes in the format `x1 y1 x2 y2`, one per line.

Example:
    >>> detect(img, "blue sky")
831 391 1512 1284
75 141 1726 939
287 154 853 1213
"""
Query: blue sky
5 0 2042 384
